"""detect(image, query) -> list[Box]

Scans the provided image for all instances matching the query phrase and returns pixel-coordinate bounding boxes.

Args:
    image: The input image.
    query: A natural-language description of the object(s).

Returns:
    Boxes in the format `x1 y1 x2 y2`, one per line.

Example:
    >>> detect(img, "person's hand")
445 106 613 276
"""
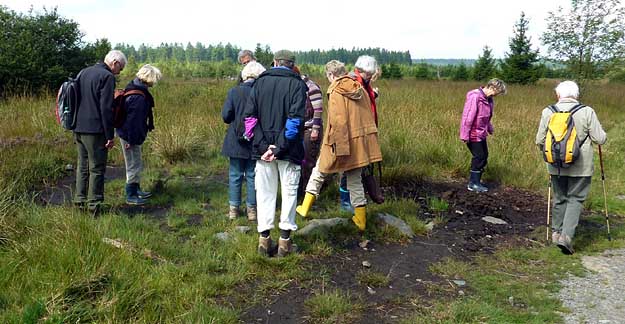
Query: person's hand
105 139 115 149
461 139 468 143
261 145 277 162
311 129 319 141
124 143 131 150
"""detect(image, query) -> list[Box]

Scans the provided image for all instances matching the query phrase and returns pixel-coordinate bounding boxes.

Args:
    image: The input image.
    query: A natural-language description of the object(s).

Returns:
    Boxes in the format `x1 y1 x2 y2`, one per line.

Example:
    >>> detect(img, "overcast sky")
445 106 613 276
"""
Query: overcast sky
4 0 572 59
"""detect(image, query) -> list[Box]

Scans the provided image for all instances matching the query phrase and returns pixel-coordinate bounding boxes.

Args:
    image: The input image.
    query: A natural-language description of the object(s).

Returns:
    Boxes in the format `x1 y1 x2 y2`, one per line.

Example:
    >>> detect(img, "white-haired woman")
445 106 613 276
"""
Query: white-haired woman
116 64 163 205
222 61 266 221
459 78 507 192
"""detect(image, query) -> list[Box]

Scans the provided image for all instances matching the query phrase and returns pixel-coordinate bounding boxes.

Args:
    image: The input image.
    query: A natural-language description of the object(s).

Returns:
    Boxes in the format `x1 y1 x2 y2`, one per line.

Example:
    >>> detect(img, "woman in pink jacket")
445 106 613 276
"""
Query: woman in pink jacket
459 78 507 192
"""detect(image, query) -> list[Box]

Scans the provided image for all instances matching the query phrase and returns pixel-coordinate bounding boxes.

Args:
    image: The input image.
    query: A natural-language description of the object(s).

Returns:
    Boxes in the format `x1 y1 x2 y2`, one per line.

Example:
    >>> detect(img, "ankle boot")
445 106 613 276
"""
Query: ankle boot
340 188 354 213
228 206 239 220
277 237 293 257
136 184 152 199
247 205 257 221
296 193 316 217
352 206 367 231
258 236 273 257
126 183 147 205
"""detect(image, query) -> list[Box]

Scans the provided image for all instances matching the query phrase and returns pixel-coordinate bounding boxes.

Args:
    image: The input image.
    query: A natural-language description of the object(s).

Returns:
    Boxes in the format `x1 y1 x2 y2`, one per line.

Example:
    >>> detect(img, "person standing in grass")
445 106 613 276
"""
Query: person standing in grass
296 60 382 232
535 80 606 254
459 78 507 193
73 50 126 212
292 66 324 199
221 62 265 221
339 55 381 212
242 50 307 257
116 64 163 205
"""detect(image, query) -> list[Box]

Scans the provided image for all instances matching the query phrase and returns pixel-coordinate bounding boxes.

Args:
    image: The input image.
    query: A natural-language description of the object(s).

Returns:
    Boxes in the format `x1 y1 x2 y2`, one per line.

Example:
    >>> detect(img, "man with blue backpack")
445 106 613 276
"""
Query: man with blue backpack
535 80 607 254
72 50 127 213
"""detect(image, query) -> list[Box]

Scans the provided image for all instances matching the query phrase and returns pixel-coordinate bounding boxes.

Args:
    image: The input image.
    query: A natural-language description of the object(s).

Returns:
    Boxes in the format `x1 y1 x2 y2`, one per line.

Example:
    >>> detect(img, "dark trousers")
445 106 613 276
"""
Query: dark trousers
299 127 322 197
74 133 108 205
466 140 488 172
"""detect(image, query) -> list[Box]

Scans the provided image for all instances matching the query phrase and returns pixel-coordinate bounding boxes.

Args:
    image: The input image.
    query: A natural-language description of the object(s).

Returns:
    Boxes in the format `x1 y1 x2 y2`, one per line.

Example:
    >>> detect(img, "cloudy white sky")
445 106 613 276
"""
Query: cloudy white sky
3 0 572 59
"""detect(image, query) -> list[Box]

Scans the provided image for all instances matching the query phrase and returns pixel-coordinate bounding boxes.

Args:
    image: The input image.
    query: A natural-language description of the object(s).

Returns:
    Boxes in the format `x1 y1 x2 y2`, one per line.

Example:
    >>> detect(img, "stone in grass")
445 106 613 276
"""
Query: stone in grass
362 260 372 268
377 213 415 238
235 226 251 234
215 232 231 241
297 218 349 236
481 216 508 225
453 280 466 286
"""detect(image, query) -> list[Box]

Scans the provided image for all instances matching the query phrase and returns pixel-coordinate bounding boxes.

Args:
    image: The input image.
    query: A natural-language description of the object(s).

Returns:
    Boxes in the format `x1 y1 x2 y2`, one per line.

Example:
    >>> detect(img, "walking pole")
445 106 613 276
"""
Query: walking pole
547 176 552 242
598 145 612 241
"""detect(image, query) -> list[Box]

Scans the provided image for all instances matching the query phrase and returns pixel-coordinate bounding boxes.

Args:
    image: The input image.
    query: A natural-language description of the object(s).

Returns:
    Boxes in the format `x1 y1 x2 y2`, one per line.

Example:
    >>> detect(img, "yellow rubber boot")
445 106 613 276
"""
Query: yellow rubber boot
352 206 367 231
296 193 316 218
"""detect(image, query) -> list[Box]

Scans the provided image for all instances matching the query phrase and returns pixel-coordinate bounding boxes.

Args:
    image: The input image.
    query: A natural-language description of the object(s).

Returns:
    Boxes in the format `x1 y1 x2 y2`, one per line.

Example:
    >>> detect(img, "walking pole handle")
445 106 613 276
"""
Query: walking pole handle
599 145 606 181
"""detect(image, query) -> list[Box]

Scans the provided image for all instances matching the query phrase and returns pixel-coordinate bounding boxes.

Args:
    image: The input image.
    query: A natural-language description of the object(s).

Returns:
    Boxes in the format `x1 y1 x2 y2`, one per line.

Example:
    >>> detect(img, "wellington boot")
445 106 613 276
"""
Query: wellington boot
296 193 316 218
352 206 367 231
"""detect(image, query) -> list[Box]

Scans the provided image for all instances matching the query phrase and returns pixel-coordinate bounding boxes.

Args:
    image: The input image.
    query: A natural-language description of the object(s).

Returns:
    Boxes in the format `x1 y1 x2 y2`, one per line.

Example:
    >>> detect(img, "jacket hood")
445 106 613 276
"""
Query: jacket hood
328 76 363 100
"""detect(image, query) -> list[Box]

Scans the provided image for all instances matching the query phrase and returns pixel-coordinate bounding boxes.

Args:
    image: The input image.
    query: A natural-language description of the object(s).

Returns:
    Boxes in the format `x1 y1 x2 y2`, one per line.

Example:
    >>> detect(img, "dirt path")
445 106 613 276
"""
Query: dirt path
558 248 625 324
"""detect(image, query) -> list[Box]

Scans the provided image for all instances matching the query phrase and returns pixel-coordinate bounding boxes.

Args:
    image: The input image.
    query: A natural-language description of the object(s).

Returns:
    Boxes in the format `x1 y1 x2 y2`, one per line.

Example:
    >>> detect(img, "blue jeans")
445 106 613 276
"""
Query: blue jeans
229 158 256 207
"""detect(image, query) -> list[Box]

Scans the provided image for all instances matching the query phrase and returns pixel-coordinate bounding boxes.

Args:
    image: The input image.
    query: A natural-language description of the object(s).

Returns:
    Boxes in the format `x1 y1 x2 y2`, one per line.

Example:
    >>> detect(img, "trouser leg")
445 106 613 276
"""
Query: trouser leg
278 160 301 231
74 133 89 203
345 167 366 207
304 159 328 196
562 177 592 239
244 159 257 207
467 140 488 172
80 133 107 203
255 161 278 233
228 158 244 207
121 138 142 185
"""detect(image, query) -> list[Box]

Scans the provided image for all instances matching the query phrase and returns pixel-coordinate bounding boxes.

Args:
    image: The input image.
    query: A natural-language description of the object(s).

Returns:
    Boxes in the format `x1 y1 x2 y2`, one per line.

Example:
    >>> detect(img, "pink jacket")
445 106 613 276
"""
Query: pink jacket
459 88 494 142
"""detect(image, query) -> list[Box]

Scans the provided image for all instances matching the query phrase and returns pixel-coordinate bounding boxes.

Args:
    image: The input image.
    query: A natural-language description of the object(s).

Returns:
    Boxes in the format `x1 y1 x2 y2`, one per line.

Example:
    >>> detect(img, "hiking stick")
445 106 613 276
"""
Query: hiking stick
598 145 612 241
547 176 551 242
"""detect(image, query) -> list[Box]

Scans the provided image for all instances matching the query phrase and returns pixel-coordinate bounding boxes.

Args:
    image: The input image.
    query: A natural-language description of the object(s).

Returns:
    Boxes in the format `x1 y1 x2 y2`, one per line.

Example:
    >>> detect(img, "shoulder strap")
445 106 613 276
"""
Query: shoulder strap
124 89 145 97
569 104 586 115
548 105 559 113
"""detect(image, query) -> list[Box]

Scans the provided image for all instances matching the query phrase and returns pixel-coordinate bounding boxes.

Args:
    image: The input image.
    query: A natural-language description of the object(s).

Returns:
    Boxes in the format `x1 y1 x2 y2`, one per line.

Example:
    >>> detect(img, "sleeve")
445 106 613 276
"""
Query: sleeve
222 88 235 124
587 109 607 145
243 87 265 153
285 81 307 138
124 95 148 145
459 94 478 141
99 75 116 140
535 108 551 147
309 83 323 129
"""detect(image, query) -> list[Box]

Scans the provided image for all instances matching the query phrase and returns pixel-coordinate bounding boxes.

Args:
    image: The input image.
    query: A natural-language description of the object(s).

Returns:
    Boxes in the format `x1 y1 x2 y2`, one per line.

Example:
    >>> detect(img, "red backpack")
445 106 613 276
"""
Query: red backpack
112 89 145 128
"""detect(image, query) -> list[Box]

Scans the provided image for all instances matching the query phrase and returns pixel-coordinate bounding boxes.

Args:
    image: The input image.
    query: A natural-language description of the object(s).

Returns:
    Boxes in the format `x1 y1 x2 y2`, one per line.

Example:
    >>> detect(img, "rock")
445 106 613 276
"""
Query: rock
215 232 231 241
441 190 453 199
367 287 376 295
405 274 410 278
201 203 211 211
297 218 349 236
616 195 625 200
235 226 251 234
458 290 465 296
377 213 415 238
481 216 508 225
453 280 466 286
508 296 514 306
455 210 464 215
425 221 435 231
362 260 371 268
65 163 74 171
359 240 371 249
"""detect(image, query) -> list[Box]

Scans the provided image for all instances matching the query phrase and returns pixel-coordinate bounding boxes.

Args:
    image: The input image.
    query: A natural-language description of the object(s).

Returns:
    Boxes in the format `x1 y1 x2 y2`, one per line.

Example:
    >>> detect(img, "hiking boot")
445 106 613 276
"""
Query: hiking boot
557 234 574 255
247 206 257 221
258 236 273 257
467 171 488 193
277 237 293 257
137 185 152 199
552 231 561 245
228 206 239 220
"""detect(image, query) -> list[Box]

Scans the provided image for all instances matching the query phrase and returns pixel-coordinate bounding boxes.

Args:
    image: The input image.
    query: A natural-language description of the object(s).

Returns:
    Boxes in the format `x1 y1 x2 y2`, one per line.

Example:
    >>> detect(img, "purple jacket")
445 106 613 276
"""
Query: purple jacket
459 87 494 142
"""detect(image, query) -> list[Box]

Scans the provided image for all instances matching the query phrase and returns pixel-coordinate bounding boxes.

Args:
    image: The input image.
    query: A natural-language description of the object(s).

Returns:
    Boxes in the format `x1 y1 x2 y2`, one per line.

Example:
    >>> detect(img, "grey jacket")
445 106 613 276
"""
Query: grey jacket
535 98 607 177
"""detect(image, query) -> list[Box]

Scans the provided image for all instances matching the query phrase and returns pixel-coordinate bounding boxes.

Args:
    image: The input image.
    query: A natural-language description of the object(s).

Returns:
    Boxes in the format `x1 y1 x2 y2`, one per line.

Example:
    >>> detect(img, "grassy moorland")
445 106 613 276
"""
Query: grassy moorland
0 77 624 323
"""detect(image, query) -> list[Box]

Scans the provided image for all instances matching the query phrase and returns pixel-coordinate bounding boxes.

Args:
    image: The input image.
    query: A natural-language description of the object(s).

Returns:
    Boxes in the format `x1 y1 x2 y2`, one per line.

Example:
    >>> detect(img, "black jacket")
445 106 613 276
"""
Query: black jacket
73 62 116 140
243 68 307 164
116 78 155 145
221 81 254 159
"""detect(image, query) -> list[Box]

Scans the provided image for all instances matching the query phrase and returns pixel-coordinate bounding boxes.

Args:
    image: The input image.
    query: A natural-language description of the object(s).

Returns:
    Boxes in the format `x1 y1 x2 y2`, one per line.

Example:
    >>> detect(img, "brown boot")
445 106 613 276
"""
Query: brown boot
228 206 239 220
258 236 272 257
277 238 293 257
247 206 257 221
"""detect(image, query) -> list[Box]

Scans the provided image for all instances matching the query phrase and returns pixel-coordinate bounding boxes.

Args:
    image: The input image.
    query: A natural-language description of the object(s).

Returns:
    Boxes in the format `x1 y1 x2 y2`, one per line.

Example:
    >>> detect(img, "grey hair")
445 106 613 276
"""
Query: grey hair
241 61 266 80
104 50 127 67
237 50 255 64
486 78 507 95
275 59 295 69
555 80 579 99
354 55 378 74
325 60 347 77
136 64 163 85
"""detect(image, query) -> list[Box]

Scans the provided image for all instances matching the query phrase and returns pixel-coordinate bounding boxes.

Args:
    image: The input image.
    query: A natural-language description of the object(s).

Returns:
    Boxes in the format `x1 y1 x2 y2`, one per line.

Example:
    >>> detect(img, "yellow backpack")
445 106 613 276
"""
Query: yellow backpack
543 104 587 169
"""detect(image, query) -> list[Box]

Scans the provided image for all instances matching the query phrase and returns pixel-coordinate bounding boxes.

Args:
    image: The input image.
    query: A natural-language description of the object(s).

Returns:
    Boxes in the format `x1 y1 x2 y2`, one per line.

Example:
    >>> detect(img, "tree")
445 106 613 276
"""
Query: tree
500 12 542 84
452 62 470 81
472 46 497 81
541 0 625 81
414 61 431 80
381 62 402 79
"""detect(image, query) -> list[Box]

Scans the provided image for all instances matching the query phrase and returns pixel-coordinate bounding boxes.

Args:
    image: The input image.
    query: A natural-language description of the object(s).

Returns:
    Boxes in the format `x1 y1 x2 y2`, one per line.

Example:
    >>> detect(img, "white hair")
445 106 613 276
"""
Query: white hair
104 50 127 67
354 55 378 74
241 61 265 80
555 80 579 99
136 64 163 85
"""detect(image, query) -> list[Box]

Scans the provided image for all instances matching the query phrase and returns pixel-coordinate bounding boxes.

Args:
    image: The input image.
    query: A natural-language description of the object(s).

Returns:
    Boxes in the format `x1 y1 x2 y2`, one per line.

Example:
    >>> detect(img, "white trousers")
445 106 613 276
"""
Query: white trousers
255 160 301 233
305 159 366 207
